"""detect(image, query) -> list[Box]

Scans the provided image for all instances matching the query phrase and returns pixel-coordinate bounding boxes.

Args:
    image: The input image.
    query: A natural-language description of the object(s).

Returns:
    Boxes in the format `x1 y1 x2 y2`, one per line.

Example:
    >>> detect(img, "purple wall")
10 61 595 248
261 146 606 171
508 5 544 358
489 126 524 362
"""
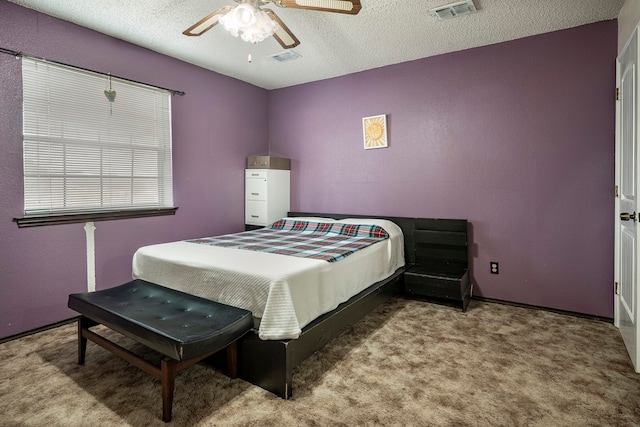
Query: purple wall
0 1 268 339
269 20 617 318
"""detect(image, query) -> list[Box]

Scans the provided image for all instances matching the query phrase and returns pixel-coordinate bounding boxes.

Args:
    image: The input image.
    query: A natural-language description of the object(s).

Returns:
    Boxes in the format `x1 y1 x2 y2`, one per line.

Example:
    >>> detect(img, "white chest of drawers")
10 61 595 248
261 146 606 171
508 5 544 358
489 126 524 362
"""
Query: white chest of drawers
245 169 290 226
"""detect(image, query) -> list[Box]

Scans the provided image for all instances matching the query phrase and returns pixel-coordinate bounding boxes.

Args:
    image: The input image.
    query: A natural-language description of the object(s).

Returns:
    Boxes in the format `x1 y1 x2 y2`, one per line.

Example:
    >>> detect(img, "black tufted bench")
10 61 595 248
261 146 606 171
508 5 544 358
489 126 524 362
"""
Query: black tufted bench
68 279 253 422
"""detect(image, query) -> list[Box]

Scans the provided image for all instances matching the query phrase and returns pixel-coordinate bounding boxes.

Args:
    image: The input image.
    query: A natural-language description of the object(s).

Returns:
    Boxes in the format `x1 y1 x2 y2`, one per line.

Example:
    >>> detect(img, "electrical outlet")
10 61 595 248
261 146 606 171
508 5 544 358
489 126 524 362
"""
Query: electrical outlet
490 262 499 274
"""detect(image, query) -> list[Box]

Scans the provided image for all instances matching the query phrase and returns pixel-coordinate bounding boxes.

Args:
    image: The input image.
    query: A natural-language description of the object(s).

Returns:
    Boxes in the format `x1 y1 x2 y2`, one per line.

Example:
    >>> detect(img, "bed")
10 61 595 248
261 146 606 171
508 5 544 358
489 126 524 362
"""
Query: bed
132 212 419 398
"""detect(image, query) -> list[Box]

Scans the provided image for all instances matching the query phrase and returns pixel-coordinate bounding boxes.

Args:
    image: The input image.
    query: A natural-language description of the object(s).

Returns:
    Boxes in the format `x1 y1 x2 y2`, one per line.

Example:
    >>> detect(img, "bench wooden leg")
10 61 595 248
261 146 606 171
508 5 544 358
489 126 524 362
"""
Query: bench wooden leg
77 317 88 365
226 341 238 378
161 358 178 423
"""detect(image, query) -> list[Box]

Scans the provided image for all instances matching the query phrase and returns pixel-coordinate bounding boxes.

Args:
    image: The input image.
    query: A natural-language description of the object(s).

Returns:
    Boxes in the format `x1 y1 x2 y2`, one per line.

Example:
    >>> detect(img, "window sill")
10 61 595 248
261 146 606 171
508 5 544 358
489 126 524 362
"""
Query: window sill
14 207 178 228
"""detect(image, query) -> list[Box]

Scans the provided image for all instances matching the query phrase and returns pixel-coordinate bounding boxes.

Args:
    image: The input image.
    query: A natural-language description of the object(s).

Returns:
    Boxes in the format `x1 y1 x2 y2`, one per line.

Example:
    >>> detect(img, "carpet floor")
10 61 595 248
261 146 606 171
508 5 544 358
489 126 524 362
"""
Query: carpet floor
0 297 639 426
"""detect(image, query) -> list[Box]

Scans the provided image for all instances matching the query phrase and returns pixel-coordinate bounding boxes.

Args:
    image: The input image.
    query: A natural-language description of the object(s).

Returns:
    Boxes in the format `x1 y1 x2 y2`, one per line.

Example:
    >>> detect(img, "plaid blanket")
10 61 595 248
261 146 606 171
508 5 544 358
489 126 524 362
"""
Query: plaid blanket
186 219 389 263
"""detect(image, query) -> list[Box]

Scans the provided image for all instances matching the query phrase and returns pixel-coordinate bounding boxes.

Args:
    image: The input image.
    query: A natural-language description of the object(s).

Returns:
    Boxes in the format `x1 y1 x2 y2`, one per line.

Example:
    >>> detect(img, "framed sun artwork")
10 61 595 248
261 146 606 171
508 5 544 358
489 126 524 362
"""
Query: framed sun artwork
362 114 388 150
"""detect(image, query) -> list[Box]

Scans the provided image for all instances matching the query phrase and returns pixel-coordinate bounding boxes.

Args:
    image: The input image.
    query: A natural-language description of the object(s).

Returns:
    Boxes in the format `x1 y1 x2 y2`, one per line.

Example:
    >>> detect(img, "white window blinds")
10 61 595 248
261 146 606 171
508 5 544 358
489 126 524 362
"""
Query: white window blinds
22 57 174 216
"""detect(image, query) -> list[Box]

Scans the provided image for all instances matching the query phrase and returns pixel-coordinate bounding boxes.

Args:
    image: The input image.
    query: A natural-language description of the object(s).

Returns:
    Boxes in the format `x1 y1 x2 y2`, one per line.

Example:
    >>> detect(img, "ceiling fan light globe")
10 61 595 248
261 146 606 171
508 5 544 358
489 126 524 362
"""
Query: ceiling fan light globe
219 4 277 44
242 22 276 43
219 4 255 33
255 12 277 33
236 4 258 27
243 27 267 43
241 30 262 43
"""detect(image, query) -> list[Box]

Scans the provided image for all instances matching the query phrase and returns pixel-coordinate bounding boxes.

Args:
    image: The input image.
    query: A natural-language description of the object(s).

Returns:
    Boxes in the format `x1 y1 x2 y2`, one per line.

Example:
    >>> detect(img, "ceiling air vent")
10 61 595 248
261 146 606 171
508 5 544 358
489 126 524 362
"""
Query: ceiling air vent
269 50 302 62
429 0 477 20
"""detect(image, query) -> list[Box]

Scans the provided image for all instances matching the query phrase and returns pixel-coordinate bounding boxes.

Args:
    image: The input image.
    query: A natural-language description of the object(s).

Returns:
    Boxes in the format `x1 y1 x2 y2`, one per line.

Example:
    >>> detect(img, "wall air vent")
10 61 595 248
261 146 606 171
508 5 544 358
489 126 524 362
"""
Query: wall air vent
269 50 302 62
429 0 477 20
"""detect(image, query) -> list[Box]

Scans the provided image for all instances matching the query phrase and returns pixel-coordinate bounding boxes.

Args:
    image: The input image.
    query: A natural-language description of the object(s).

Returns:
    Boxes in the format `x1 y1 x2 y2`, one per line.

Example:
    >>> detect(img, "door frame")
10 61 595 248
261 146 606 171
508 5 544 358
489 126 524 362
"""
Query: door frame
615 44 621 329
615 24 640 372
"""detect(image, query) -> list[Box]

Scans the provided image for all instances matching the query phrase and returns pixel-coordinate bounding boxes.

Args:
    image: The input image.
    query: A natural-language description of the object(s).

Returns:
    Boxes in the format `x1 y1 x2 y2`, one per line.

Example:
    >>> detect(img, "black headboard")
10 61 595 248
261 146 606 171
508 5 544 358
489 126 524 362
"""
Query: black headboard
287 212 468 267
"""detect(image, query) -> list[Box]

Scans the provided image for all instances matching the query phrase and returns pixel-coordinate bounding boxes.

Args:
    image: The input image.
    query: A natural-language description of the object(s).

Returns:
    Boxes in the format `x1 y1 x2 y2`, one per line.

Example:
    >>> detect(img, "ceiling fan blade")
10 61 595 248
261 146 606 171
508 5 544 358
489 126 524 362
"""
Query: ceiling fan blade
264 9 301 49
274 0 361 15
183 5 234 36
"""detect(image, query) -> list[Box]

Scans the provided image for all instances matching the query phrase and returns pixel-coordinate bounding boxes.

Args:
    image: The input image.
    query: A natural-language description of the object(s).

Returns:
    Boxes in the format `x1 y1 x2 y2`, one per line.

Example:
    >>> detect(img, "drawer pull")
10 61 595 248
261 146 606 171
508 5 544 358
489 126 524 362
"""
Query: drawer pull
251 215 259 218
251 192 259 196
251 173 259 176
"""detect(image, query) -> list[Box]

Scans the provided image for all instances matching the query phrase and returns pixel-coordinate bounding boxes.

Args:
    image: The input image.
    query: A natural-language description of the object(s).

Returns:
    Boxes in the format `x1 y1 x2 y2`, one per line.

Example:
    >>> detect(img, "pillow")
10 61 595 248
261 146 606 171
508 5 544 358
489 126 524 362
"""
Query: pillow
282 216 337 223
340 218 403 240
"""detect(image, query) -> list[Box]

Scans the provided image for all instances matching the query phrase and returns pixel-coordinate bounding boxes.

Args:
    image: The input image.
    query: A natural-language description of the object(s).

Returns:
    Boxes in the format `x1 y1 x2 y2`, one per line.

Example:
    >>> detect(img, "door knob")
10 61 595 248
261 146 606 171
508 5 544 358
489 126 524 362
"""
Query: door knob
620 212 636 221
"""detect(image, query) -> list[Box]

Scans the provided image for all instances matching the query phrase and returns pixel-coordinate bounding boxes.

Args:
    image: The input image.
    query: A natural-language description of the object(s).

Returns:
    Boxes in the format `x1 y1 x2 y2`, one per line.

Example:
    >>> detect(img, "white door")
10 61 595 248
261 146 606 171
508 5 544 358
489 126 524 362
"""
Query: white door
616 26 640 372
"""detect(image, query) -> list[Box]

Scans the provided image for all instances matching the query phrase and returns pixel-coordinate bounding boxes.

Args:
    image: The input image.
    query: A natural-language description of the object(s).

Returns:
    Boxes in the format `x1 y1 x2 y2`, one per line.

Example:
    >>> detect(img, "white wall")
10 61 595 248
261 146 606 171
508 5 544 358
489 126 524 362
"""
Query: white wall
619 0 640 52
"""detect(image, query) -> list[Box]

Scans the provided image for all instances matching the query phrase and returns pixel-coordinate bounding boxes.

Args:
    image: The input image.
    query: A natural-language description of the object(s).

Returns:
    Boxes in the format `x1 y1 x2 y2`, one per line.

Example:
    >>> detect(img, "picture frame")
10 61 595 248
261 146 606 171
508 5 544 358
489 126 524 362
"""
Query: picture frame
362 114 388 150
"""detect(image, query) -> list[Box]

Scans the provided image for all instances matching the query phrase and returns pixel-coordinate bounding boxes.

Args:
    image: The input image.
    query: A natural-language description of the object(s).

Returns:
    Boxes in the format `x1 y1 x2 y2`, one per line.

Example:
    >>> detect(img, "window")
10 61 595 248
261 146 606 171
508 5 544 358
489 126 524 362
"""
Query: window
19 57 174 225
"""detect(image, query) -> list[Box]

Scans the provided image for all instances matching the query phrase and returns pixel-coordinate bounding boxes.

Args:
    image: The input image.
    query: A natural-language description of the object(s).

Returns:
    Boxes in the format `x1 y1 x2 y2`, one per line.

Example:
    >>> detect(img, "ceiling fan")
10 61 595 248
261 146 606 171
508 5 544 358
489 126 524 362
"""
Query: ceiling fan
183 0 362 49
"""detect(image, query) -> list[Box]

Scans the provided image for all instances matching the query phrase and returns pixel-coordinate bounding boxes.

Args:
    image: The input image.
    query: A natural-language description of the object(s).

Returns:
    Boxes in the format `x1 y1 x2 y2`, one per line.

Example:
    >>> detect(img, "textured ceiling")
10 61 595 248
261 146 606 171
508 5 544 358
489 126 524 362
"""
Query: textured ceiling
7 0 625 89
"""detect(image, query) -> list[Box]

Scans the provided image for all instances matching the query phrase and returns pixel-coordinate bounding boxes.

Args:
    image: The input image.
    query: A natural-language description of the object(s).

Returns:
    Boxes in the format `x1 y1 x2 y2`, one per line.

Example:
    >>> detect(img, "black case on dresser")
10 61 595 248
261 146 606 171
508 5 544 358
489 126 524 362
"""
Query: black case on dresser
403 218 471 311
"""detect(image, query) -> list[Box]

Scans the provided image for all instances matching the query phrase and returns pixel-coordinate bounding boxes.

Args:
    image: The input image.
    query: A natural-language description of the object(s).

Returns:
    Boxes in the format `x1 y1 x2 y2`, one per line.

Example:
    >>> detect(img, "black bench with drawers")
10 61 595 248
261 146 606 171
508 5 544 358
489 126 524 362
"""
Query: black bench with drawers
68 279 253 422
403 218 471 311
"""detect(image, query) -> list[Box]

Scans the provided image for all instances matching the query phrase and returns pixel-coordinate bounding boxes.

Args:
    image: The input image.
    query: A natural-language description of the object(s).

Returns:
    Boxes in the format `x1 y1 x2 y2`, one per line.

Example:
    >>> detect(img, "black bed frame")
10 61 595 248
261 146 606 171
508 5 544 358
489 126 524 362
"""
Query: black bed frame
233 212 421 398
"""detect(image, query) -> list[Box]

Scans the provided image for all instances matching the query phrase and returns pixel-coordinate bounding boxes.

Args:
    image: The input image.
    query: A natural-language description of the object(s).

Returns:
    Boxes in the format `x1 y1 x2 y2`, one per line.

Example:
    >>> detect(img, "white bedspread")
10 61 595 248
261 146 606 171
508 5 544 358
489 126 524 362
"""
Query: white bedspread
132 218 404 340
